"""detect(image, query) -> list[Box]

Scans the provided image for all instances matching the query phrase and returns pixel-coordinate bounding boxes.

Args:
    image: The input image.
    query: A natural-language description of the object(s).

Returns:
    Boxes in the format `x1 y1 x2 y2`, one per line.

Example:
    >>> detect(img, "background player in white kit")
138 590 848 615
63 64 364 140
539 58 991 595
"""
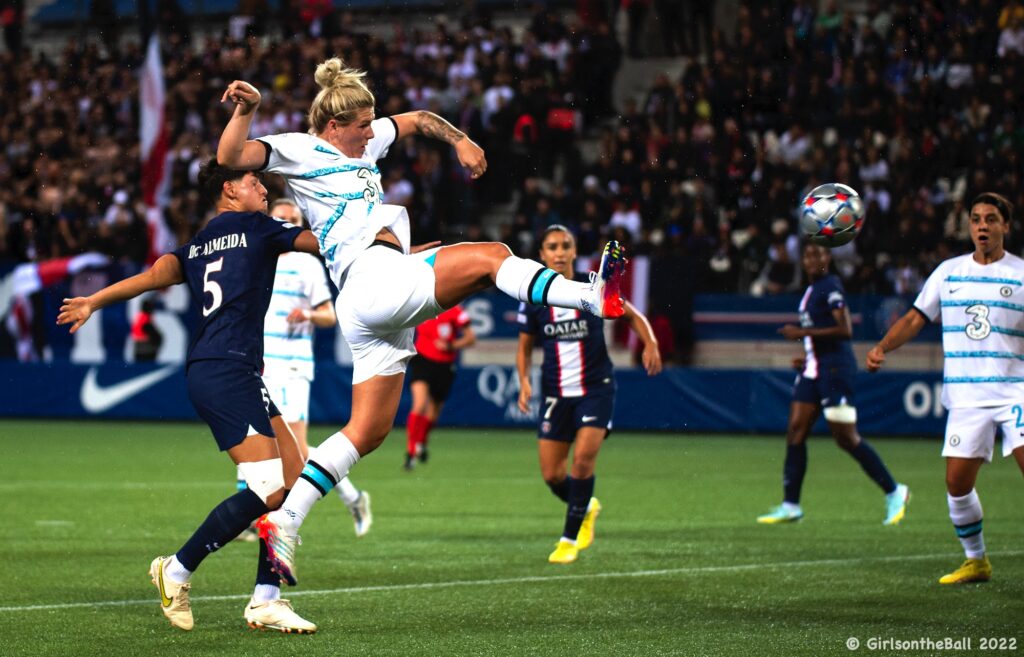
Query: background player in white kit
867 192 1024 584
238 198 372 538
217 58 627 593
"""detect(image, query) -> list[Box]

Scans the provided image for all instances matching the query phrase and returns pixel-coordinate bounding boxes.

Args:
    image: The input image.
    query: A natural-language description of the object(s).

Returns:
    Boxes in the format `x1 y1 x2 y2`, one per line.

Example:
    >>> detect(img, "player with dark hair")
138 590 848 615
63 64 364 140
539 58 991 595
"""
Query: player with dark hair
868 192 1024 584
757 242 909 526
404 305 476 470
58 159 320 633
516 225 661 564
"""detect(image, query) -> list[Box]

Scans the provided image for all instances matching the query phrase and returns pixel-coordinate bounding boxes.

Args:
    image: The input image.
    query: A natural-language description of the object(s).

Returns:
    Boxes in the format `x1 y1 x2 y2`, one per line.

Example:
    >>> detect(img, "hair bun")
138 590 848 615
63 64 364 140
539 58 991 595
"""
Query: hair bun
314 58 346 89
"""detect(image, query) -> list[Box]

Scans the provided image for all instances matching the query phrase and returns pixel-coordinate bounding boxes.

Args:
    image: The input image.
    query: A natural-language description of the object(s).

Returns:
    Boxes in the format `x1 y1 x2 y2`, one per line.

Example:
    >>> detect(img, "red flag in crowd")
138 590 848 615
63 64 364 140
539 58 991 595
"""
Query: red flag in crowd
140 33 175 266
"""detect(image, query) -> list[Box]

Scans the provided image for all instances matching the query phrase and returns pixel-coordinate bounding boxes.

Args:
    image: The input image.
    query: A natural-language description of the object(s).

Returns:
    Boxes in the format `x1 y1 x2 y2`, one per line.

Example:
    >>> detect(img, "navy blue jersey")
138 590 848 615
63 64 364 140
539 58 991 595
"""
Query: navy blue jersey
517 300 615 398
172 211 300 368
798 273 856 377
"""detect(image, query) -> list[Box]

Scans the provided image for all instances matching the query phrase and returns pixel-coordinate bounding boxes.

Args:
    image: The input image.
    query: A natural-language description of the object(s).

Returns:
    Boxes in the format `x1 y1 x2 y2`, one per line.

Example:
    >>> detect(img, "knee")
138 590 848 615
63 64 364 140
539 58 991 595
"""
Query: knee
785 427 806 446
946 475 972 497
571 455 597 478
541 469 565 487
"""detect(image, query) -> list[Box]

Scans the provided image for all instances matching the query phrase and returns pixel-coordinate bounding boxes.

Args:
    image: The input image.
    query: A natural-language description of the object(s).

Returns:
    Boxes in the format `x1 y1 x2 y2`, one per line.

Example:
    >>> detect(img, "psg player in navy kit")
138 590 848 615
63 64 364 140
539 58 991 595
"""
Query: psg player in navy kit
757 243 909 526
58 160 321 633
517 226 662 564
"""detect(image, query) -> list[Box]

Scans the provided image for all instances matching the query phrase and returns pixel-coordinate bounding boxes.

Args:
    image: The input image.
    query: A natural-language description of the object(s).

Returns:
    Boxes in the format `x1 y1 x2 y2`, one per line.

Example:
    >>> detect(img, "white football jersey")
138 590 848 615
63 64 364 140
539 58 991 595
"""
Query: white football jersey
258 118 411 286
262 252 332 381
914 251 1024 409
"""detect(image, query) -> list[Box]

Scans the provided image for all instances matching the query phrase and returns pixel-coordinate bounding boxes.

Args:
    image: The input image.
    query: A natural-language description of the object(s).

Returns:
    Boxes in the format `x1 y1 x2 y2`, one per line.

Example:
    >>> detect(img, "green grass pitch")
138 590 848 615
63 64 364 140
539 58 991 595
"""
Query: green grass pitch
1 419 1021 656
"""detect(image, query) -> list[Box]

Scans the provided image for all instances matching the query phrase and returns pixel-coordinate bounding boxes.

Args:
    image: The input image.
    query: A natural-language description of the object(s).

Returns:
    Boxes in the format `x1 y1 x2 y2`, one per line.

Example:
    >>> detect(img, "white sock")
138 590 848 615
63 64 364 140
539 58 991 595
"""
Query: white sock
494 256 589 310
948 490 986 559
782 501 801 513
252 584 280 604
165 555 193 584
277 431 360 530
336 476 361 507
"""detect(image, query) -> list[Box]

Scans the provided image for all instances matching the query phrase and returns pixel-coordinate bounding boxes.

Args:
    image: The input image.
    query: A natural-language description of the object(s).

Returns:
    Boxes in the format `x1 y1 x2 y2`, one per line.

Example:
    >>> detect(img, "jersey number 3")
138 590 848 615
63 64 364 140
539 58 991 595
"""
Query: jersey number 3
964 303 991 340
203 257 224 317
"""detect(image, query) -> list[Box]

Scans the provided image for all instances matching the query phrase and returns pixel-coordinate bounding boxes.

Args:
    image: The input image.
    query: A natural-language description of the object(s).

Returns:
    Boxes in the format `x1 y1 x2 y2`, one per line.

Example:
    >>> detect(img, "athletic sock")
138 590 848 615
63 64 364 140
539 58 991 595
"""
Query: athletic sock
175 488 269 572
164 555 193 584
495 256 590 310
335 476 361 507
562 476 595 541
278 431 360 530
848 441 897 494
406 412 425 456
547 477 570 502
420 417 435 450
782 443 807 505
948 490 986 559
253 538 281 603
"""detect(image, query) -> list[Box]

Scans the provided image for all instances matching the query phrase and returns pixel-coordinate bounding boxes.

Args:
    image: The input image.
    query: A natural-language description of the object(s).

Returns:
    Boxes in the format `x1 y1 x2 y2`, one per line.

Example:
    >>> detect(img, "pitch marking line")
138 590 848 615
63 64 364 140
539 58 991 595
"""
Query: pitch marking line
4 550 1022 613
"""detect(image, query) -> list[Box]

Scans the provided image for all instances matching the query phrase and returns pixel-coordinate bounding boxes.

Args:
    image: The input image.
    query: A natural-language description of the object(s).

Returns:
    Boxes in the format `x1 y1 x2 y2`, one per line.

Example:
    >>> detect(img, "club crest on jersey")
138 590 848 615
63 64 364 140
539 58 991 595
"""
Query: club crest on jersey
188 233 248 259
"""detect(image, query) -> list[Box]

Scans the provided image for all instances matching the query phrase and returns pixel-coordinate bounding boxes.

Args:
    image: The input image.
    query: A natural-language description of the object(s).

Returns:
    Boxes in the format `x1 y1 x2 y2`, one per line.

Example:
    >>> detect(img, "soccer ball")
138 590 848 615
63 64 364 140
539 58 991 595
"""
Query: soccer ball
799 183 865 247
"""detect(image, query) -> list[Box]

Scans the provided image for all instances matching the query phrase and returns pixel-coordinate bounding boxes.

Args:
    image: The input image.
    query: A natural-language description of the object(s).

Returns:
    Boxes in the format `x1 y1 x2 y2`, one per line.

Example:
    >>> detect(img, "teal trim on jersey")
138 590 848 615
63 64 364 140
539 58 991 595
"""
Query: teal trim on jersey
272 290 305 297
319 202 348 251
530 269 557 304
945 275 1022 286
273 310 290 317
943 376 1024 383
264 354 314 361
276 269 301 275
943 325 1024 338
324 244 337 261
425 252 437 268
301 463 335 493
944 351 1024 360
941 299 1024 312
300 164 379 179
955 521 983 538
265 333 312 340
313 144 340 156
314 190 368 200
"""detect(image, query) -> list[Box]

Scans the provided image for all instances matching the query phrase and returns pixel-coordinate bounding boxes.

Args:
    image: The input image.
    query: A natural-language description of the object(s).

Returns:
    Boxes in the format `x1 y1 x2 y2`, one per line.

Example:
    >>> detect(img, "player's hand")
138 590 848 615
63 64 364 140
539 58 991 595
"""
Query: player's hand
411 241 441 254
642 344 662 376
434 338 451 352
517 379 533 413
865 345 886 372
778 324 804 340
791 356 806 371
221 80 261 115
57 297 93 334
286 308 311 324
455 137 487 179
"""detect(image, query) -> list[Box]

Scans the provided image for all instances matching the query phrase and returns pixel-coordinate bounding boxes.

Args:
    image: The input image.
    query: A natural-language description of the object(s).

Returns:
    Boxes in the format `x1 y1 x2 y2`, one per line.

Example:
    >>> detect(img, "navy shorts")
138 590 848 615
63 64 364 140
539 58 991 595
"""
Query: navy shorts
537 391 615 442
186 359 281 451
407 354 457 402
792 365 856 409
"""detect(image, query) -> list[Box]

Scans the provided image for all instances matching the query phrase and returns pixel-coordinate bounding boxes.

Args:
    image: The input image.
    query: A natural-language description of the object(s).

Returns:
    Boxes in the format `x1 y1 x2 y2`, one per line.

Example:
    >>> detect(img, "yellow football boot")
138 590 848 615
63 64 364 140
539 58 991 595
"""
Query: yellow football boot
548 539 579 564
938 557 991 584
577 497 602 550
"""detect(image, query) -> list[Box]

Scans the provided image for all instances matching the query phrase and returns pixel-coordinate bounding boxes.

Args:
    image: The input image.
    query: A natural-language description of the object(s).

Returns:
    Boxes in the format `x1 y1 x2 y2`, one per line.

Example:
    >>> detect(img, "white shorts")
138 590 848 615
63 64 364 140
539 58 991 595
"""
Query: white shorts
943 404 1024 462
337 245 443 385
263 373 311 424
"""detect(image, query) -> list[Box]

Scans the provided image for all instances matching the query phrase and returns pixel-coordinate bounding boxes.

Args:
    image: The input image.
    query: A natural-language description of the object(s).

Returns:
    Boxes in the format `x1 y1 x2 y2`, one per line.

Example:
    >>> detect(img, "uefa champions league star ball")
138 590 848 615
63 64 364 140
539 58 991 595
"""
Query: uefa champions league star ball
799 183 865 247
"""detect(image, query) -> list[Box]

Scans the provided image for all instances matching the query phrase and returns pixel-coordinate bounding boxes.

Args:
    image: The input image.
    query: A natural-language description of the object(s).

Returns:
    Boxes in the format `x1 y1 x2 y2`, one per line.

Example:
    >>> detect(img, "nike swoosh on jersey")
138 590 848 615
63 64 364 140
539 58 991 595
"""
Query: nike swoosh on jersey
80 365 180 413
581 415 599 422
949 287 962 293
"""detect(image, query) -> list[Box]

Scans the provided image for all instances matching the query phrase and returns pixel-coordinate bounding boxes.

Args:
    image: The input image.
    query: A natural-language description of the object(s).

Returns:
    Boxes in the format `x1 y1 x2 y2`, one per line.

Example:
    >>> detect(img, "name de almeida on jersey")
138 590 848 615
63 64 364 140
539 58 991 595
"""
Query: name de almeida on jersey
188 233 249 259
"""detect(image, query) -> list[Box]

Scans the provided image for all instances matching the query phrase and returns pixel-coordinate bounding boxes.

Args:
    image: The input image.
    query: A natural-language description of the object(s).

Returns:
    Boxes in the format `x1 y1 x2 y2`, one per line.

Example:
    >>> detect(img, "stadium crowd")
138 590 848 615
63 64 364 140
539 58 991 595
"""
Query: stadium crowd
1 0 1022 304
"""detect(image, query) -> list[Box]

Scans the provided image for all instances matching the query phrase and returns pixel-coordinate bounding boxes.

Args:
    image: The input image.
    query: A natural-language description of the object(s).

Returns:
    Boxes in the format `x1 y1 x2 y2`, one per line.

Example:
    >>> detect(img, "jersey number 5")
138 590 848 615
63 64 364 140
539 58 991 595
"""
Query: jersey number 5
203 257 224 317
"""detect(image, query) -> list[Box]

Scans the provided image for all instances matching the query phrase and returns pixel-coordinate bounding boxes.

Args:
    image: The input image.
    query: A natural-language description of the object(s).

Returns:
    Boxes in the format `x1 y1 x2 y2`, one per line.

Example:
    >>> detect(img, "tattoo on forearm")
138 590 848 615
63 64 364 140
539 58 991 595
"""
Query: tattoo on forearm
416 111 466 145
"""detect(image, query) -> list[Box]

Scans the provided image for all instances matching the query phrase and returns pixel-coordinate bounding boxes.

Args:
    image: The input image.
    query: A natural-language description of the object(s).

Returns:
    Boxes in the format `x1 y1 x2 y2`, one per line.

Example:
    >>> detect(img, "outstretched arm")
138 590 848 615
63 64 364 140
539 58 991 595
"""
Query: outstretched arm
391 110 487 178
866 308 928 372
622 301 662 376
217 80 268 169
57 254 184 333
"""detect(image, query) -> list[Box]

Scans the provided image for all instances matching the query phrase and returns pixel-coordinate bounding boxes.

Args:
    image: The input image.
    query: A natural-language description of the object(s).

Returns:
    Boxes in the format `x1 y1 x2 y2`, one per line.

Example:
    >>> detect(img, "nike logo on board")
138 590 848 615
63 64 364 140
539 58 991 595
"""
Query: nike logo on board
80 365 180 413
